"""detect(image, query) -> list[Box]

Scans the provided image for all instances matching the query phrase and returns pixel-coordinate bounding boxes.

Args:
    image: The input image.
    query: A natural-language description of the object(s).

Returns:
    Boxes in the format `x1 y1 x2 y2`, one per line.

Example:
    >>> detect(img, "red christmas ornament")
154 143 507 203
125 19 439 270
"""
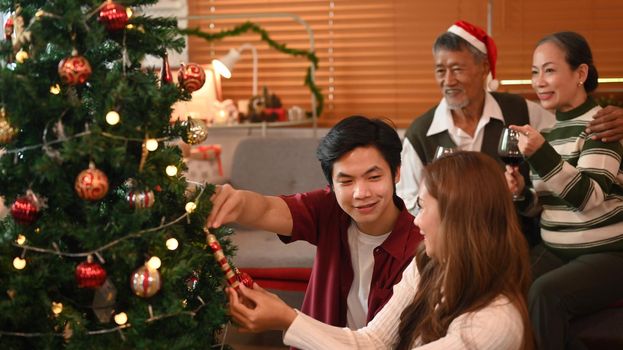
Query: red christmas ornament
98 1 129 31
58 54 92 86
10 191 41 225
130 265 162 298
237 270 254 289
185 271 199 293
160 53 173 85
4 16 13 40
178 63 206 93
75 162 109 201
127 189 155 209
76 256 107 288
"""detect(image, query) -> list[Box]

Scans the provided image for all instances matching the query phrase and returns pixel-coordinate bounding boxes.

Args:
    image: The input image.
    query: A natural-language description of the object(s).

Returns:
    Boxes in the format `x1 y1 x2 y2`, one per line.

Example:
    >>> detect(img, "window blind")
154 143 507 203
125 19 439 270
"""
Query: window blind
187 0 623 128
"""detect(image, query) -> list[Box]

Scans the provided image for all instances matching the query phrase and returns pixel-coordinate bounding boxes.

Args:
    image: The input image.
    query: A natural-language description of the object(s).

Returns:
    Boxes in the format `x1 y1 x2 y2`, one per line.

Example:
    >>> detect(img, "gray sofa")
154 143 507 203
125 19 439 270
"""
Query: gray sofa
225 137 327 290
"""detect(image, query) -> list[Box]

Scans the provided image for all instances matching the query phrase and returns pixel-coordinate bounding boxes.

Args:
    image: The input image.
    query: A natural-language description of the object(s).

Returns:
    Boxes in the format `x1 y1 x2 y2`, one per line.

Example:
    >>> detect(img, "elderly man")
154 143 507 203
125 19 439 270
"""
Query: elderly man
398 20 623 218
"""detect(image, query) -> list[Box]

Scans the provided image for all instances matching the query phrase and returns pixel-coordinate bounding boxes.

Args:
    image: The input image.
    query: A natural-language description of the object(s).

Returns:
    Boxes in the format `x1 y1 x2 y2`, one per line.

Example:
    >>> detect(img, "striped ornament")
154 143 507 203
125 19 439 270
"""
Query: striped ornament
130 265 161 298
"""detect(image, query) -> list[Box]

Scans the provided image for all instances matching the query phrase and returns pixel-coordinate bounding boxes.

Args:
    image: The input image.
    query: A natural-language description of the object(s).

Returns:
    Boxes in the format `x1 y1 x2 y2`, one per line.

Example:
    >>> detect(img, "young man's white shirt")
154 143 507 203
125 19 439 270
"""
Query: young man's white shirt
346 222 391 329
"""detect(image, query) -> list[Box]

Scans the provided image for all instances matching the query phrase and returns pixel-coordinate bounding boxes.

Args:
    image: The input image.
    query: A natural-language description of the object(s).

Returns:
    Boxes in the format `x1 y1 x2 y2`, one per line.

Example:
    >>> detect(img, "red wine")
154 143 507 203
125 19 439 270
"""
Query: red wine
500 155 523 166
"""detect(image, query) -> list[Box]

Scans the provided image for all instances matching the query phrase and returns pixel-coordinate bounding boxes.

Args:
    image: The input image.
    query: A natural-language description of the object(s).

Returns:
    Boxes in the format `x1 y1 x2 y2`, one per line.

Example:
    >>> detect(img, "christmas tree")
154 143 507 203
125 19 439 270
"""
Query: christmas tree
0 1 238 348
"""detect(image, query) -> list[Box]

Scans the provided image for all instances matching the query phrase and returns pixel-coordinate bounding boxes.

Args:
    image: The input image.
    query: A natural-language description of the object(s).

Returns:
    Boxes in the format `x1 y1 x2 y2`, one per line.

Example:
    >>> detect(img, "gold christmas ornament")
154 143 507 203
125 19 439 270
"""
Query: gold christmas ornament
15 49 28 63
180 117 208 145
51 301 63 315
0 107 16 144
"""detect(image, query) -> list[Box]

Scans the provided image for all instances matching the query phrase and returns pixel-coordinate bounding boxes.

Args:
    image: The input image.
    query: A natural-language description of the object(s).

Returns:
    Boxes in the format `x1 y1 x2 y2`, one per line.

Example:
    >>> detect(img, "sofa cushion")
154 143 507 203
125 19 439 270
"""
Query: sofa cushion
230 137 328 195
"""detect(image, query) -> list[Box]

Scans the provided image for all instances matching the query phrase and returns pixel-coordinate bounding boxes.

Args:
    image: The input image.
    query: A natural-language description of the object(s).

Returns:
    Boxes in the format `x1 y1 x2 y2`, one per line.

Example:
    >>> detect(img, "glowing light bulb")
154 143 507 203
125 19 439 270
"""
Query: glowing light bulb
50 84 61 95
185 202 196 213
16 234 26 245
126 24 135 30
15 50 29 63
13 257 26 270
106 111 120 125
166 238 179 250
147 256 161 270
145 139 158 151
114 312 128 325
165 165 178 176
34 227 41 234
126 7 133 18
51 302 63 315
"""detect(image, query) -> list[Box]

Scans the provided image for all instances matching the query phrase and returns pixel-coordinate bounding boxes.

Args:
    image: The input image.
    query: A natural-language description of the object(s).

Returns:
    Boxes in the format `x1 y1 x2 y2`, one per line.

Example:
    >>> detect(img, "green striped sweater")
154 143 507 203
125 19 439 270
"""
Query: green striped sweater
526 98 623 257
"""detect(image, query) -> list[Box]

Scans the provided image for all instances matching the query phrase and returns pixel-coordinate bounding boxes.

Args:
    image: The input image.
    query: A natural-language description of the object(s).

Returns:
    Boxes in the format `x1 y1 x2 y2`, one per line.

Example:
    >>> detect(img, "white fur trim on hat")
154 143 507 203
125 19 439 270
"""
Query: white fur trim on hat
447 24 487 54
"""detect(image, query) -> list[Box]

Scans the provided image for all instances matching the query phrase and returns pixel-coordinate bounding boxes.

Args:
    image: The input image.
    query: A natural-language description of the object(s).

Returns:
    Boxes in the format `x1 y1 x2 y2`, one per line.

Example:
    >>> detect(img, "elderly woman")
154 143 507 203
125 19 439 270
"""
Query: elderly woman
506 31 623 349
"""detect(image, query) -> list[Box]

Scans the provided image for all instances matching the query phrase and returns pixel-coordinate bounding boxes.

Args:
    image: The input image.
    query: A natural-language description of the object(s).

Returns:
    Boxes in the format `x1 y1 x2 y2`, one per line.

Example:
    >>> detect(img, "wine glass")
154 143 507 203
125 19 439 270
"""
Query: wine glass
498 127 525 201
433 146 457 161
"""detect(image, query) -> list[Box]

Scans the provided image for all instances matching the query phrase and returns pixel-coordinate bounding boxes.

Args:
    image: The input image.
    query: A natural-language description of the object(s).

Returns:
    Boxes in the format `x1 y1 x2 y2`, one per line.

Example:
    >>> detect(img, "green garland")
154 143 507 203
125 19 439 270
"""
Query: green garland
180 21 324 118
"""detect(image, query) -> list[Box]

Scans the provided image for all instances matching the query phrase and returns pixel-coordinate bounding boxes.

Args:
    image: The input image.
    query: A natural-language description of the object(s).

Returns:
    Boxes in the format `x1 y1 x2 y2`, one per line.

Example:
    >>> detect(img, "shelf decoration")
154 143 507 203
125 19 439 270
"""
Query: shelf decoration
181 21 324 118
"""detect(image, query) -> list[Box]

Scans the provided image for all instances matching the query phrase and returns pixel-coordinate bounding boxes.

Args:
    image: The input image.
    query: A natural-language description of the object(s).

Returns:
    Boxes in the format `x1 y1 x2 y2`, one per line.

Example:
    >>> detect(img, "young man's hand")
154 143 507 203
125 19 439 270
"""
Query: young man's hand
206 184 245 228
586 105 623 142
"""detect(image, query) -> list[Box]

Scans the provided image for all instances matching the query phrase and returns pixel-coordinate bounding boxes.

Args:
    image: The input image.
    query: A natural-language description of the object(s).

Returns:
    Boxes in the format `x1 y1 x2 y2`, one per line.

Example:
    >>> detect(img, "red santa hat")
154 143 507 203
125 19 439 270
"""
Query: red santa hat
447 20 499 91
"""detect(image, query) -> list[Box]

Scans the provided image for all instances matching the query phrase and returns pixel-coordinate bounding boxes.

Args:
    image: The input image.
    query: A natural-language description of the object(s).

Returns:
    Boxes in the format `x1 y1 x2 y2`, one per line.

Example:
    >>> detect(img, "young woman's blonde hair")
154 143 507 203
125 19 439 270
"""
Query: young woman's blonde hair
396 151 533 350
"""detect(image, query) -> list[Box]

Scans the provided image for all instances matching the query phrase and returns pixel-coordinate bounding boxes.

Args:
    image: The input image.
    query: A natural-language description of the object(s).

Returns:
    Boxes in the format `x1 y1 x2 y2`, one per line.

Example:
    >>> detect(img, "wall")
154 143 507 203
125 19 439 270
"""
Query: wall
185 126 407 185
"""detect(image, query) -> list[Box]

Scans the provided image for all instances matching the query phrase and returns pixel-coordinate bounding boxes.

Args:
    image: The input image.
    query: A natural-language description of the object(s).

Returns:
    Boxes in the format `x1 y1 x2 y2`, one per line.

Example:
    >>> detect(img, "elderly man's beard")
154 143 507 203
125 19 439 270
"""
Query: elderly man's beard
444 88 469 110
446 97 469 110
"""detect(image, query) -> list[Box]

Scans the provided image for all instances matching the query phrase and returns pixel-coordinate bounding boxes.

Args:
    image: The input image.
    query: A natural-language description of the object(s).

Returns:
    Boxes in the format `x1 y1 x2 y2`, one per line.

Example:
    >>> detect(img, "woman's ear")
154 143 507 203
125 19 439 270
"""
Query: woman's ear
577 63 589 84
395 165 401 184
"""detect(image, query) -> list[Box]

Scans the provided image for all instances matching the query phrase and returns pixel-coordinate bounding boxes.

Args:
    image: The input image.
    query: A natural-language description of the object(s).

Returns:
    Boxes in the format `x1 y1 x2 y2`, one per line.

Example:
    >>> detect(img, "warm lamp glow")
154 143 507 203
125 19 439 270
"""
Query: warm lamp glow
212 44 258 96
212 58 232 79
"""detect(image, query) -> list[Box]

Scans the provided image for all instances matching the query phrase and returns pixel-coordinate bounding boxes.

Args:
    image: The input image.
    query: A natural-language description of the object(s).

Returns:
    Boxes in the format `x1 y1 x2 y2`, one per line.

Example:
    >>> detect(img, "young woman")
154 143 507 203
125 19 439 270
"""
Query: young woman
229 151 534 349
505 32 623 349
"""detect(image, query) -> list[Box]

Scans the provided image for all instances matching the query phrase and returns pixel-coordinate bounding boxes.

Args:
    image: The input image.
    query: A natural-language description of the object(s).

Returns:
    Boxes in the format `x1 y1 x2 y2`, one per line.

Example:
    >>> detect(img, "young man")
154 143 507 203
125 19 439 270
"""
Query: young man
207 115 422 329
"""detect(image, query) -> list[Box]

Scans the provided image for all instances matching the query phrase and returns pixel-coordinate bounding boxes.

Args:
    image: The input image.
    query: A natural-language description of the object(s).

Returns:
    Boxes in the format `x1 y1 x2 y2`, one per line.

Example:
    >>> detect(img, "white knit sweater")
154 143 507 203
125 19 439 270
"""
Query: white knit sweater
283 259 524 349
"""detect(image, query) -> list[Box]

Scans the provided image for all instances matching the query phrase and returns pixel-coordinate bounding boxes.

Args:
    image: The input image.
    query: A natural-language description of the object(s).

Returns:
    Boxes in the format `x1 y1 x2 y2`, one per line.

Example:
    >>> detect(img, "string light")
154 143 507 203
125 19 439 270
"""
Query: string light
49 84 61 95
185 202 196 213
51 302 63 315
13 257 26 270
146 256 161 270
145 139 158 151
114 312 128 325
16 234 26 245
165 238 178 250
126 24 135 30
105 111 120 125
126 7 133 18
165 165 178 176
15 50 29 63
